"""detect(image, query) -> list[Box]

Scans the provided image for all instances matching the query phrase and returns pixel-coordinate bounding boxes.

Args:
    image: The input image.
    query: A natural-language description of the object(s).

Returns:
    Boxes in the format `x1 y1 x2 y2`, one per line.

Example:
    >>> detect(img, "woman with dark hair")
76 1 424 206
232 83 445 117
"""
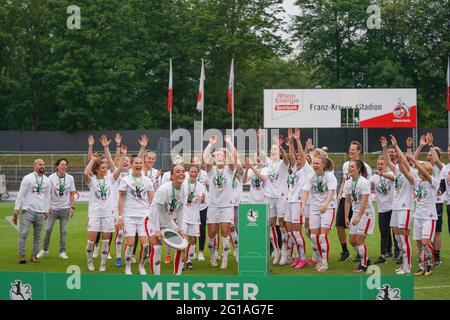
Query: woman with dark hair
301 156 338 272
344 159 374 273
118 155 154 275
146 164 187 275
83 145 127 272
191 155 209 262
37 159 76 260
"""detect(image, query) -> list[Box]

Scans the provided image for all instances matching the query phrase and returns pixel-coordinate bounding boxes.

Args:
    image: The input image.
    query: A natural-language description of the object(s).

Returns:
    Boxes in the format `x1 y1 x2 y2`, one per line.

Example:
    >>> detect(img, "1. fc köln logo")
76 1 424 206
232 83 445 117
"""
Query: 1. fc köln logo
392 98 410 118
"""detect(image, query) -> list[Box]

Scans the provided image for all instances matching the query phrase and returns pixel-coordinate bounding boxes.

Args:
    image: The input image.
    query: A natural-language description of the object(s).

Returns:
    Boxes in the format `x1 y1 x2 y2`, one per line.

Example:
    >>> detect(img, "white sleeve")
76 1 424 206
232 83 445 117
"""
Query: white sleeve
343 180 350 196
153 185 168 205
14 176 29 210
365 163 372 179
432 177 439 189
69 176 77 192
360 180 371 195
327 173 337 191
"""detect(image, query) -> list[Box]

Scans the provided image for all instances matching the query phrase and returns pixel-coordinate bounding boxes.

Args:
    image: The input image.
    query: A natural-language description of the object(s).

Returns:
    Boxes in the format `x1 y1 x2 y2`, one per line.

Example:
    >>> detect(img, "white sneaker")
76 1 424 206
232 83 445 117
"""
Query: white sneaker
59 252 69 260
211 257 218 267
107 254 112 260
273 251 281 265
93 246 99 258
279 254 288 266
87 263 95 271
221 257 228 269
395 269 409 275
139 265 147 275
125 267 132 275
198 252 205 261
99 265 106 272
37 249 48 259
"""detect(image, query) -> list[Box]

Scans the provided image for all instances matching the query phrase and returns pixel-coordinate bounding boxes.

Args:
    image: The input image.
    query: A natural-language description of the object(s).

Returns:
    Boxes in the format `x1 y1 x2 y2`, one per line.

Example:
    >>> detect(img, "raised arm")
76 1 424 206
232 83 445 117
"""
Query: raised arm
83 155 96 185
87 135 94 162
406 137 414 156
138 134 148 160
414 135 427 160
224 134 238 170
294 128 306 163
100 135 116 171
390 135 410 172
112 145 127 181
287 128 297 166
248 158 267 182
427 133 443 170
279 142 289 167
406 154 432 183
380 136 396 172
305 138 314 155
203 135 216 171
257 128 268 164
398 155 415 185
114 133 122 163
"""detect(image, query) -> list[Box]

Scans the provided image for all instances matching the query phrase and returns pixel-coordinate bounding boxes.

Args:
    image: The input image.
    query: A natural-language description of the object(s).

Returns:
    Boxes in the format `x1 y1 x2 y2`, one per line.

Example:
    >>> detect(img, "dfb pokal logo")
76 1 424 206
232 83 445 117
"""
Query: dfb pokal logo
376 284 401 300
10 280 32 300
247 209 259 224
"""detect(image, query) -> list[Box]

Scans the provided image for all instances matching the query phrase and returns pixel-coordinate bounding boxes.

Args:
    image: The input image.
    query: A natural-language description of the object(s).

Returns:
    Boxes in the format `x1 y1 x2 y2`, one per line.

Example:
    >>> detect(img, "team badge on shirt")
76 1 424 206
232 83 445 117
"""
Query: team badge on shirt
313 177 327 194
413 182 427 202
251 175 265 190
375 181 391 195
394 175 403 191
350 188 361 203
95 184 110 200
186 191 197 206
268 169 279 183
130 183 145 200
214 172 226 190
32 184 45 195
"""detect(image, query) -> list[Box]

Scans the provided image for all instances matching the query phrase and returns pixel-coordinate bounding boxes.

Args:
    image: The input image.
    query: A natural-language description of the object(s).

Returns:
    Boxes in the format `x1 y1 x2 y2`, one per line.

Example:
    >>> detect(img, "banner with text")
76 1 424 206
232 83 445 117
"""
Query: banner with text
1 272 413 300
264 89 417 128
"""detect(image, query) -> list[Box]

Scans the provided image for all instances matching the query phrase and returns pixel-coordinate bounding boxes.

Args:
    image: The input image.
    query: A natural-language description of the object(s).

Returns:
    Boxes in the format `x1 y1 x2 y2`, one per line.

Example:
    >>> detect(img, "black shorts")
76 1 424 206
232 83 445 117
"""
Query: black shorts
436 203 443 233
336 197 353 228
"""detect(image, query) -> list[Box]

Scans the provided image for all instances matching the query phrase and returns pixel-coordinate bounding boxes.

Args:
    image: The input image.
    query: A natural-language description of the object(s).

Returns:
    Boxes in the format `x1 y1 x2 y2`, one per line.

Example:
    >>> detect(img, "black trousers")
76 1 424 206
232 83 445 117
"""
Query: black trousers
198 208 208 251
378 210 393 256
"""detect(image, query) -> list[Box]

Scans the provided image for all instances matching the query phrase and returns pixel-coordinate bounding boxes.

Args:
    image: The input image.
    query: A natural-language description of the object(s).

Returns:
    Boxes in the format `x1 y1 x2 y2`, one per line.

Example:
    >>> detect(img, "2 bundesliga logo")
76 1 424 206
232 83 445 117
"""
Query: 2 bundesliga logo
10 280 32 300
376 284 401 300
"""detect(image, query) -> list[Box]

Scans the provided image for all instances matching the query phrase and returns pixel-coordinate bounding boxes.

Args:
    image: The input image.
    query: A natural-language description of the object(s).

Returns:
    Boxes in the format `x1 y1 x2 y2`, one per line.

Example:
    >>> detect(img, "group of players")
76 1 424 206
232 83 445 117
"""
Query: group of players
13 129 449 276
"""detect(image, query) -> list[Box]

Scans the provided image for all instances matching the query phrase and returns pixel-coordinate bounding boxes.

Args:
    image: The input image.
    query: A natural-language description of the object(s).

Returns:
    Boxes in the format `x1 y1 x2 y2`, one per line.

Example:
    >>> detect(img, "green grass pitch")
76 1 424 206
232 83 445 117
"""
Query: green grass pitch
0 201 449 300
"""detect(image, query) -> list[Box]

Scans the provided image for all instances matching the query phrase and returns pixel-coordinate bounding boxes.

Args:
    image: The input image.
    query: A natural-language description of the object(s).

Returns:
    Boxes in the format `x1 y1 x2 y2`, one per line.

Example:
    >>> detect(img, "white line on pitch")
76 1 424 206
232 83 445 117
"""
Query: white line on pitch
415 285 450 290
5 216 19 232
